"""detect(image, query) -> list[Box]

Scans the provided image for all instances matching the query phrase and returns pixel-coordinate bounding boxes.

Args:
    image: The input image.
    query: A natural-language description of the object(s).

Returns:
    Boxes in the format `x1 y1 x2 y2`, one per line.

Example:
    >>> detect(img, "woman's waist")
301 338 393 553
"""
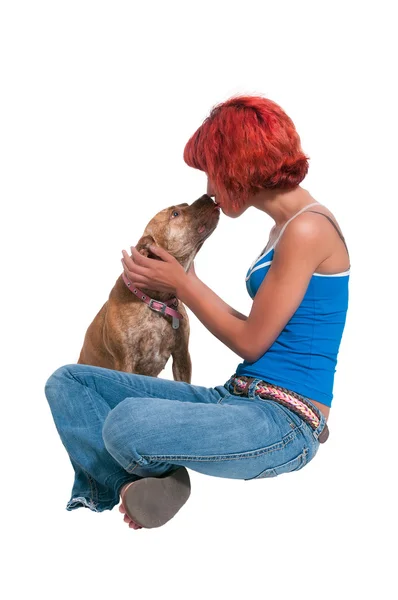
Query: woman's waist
307 398 329 421
236 362 334 410
225 373 330 444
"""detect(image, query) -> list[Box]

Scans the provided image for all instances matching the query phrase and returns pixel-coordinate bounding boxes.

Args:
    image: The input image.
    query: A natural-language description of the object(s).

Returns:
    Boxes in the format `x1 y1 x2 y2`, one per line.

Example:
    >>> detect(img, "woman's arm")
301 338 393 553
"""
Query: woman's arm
227 307 248 321
178 275 249 358
184 264 247 322
122 216 328 362
178 217 329 362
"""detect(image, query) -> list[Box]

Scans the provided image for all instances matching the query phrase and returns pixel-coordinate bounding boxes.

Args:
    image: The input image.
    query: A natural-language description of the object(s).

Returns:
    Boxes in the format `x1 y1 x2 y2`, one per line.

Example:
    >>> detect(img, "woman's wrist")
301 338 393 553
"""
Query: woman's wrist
177 271 199 303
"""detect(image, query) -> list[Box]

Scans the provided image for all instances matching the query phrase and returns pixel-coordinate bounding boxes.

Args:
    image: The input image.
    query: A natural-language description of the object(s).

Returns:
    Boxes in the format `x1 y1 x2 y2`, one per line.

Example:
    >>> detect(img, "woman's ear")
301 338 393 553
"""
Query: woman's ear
135 235 155 257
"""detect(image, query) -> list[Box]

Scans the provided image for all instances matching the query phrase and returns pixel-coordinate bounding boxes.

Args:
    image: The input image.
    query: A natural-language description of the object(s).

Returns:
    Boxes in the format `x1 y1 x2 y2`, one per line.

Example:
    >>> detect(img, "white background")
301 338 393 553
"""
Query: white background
1 1 397 599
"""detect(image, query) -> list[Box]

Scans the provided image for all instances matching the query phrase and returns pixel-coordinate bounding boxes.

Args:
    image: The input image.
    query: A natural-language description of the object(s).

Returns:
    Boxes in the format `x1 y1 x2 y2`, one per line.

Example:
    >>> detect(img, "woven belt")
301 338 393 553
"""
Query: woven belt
229 375 329 444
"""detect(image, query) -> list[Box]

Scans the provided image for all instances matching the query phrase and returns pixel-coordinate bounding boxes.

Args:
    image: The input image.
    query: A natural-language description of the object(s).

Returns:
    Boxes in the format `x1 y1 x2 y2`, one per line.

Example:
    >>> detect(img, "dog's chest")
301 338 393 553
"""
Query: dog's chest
121 307 176 373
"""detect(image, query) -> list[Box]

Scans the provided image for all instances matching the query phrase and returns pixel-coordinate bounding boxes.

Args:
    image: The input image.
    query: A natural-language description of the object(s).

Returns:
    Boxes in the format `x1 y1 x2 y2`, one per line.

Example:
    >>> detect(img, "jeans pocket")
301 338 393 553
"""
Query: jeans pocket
245 447 309 480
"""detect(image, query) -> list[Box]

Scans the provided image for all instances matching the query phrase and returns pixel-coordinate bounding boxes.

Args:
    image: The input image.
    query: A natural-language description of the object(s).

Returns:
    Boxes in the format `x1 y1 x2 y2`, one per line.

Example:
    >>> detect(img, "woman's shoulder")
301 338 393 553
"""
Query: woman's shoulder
286 202 344 240
285 203 350 274
302 202 343 229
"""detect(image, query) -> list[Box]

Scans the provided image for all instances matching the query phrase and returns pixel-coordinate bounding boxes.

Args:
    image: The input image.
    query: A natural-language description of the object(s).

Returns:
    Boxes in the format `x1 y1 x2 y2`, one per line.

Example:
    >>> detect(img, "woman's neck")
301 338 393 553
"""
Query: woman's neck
249 186 318 227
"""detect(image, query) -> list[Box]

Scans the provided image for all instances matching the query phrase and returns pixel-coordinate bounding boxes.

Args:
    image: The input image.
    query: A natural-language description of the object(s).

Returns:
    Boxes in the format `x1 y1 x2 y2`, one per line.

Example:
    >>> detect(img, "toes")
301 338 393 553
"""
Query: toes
123 513 142 529
119 483 143 530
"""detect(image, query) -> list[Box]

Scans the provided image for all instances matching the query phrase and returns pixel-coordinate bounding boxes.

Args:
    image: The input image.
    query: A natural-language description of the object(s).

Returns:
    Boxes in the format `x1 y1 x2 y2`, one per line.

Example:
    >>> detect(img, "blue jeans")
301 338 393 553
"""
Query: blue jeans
44 364 325 512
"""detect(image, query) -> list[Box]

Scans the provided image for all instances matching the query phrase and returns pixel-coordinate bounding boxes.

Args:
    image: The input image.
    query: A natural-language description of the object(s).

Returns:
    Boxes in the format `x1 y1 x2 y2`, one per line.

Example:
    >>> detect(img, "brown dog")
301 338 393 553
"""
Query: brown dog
78 194 220 383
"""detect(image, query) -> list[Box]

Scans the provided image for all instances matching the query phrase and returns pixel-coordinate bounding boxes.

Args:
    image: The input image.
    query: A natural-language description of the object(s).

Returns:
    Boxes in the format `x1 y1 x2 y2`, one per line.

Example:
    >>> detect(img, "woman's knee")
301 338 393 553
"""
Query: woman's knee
102 397 155 455
102 407 119 454
44 364 76 402
102 400 133 452
102 399 144 467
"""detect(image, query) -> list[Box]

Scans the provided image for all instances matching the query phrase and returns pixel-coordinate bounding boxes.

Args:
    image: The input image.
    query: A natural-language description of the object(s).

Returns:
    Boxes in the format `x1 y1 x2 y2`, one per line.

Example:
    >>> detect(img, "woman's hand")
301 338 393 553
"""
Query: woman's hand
121 245 188 295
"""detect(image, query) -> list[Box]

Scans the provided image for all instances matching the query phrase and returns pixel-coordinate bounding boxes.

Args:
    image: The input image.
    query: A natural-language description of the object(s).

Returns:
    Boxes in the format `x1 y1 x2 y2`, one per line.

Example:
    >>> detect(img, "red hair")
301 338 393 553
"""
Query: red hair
183 95 310 211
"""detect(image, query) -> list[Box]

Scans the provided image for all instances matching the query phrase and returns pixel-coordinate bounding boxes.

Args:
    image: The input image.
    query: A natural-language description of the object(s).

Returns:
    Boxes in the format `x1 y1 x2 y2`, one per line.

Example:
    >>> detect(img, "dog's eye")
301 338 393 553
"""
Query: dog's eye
171 210 180 218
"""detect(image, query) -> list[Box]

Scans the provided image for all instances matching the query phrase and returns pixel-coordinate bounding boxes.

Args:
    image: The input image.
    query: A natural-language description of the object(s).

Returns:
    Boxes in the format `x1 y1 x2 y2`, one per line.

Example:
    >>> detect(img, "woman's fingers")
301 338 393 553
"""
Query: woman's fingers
121 247 177 294
122 249 145 271
121 251 149 277
122 256 159 289
121 258 149 285
144 244 173 262
130 246 152 265
122 268 150 287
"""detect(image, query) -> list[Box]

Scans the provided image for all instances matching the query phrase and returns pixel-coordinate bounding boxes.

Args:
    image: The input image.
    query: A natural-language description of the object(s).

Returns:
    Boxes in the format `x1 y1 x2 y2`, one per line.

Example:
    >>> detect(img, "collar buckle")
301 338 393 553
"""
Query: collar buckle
148 298 167 315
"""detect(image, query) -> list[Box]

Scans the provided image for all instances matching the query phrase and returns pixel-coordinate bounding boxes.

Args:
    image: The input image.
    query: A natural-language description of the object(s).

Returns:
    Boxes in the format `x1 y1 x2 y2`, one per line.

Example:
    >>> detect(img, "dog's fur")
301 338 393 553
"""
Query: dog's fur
77 194 219 383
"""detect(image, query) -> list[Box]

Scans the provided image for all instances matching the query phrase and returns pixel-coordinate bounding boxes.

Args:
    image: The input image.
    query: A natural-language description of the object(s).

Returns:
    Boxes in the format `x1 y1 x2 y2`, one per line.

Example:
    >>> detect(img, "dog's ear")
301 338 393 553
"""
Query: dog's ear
135 235 155 257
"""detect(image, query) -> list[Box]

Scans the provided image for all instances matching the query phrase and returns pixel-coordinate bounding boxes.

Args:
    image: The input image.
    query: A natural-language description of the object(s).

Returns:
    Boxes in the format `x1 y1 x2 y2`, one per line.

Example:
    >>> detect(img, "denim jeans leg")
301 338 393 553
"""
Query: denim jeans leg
44 363 232 511
45 366 143 512
100 378 308 481
45 363 320 512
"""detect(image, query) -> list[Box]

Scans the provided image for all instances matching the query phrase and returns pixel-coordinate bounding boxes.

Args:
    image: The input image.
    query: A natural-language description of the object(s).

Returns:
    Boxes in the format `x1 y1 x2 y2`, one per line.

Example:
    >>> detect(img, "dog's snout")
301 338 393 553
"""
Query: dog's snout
199 193 215 205
189 194 217 210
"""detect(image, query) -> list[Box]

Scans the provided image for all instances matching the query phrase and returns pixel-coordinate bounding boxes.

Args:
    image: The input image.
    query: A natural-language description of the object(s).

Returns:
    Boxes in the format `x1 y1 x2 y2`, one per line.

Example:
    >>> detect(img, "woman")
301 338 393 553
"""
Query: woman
45 95 350 530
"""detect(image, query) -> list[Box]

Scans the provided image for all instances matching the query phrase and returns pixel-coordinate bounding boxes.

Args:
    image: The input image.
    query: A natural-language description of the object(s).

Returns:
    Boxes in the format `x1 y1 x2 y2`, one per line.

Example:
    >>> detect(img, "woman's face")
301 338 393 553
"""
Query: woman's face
206 178 217 201
206 177 249 219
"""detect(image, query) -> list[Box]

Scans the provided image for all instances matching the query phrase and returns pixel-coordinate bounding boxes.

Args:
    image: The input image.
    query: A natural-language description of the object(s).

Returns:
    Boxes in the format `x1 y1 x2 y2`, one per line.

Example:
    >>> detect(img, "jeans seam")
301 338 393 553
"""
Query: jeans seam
70 455 99 503
125 461 143 474
69 369 225 403
139 427 300 463
252 446 309 479
87 474 98 502
217 392 232 404
75 371 171 399
103 467 135 487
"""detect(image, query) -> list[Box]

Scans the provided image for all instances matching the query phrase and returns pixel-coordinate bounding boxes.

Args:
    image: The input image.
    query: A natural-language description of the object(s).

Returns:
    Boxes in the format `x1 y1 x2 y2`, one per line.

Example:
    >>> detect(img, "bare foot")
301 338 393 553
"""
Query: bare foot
119 483 143 530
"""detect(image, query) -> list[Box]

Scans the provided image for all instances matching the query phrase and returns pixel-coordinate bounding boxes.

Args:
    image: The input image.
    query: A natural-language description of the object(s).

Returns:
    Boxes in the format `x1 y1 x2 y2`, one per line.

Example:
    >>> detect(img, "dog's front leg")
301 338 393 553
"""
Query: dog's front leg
171 306 192 383
172 345 192 383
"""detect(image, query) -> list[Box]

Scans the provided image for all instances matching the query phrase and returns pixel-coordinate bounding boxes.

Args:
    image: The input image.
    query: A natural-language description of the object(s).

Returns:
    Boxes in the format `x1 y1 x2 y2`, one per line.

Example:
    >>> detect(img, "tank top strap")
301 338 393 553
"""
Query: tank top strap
273 202 320 248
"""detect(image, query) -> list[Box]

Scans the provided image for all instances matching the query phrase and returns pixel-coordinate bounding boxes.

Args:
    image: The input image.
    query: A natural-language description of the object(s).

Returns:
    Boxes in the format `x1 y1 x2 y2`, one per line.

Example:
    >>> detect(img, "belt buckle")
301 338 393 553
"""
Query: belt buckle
232 381 245 395
232 376 253 396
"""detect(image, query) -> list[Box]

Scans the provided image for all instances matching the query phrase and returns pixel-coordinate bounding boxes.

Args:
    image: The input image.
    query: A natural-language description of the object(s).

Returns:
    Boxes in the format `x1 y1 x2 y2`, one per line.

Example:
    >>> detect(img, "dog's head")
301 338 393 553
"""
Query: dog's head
136 194 220 270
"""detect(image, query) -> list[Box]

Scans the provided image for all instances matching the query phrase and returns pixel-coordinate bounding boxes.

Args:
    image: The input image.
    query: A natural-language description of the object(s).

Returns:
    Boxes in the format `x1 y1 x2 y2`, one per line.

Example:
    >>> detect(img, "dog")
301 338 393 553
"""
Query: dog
77 194 220 383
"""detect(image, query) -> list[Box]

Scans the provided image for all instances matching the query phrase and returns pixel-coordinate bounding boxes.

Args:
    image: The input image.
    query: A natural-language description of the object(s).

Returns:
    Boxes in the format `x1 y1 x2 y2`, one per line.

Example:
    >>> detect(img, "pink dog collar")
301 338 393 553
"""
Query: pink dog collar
122 272 183 330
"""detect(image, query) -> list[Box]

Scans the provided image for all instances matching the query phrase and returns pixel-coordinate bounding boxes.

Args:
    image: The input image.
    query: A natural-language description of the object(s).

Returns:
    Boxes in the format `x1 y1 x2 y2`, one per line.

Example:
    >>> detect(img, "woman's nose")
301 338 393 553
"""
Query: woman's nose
206 178 215 197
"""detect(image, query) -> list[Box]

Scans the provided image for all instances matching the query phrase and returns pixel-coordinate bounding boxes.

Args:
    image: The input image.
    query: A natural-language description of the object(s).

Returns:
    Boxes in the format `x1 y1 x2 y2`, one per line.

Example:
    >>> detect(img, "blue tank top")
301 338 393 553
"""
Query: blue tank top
236 202 350 407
